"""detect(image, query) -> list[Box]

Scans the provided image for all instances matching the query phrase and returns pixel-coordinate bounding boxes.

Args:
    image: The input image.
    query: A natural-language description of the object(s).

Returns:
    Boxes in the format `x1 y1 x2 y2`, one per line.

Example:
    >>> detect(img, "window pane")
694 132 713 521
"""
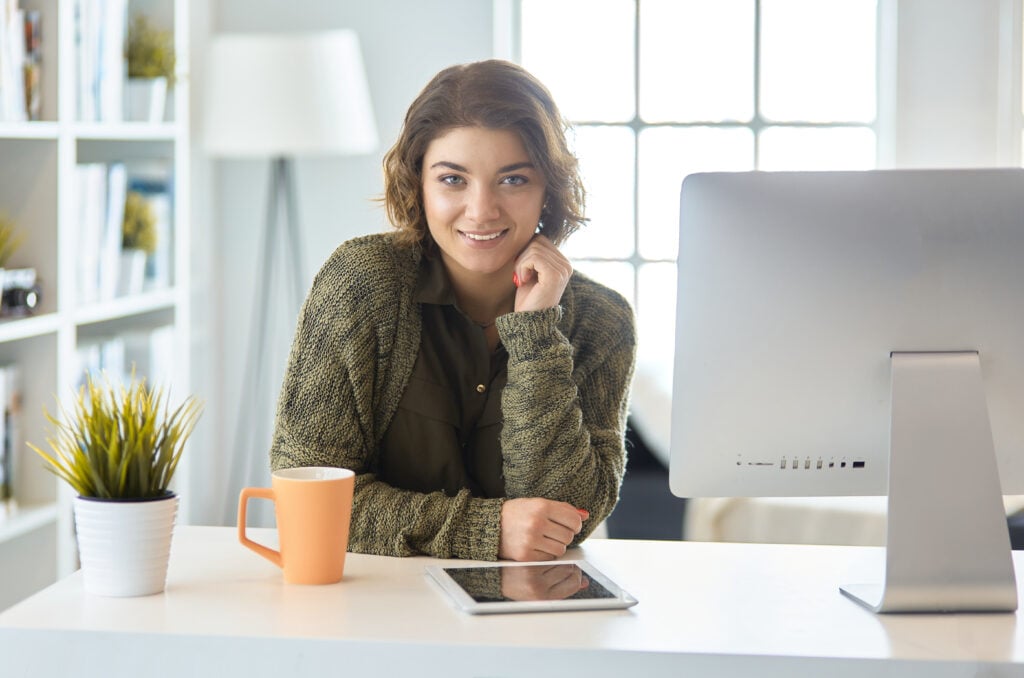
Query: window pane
760 0 877 123
637 263 676 379
562 126 635 259
638 126 754 259
758 126 876 170
521 0 636 122
571 261 636 310
640 0 755 123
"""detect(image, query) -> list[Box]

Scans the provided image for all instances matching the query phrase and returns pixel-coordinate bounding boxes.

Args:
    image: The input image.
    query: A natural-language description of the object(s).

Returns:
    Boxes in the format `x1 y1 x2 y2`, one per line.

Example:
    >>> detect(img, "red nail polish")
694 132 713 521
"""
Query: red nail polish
513 272 520 288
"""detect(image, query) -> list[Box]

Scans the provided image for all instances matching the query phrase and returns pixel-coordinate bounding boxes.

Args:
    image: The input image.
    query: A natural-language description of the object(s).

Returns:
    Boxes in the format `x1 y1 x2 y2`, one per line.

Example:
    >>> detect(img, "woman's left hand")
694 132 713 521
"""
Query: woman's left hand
513 234 573 313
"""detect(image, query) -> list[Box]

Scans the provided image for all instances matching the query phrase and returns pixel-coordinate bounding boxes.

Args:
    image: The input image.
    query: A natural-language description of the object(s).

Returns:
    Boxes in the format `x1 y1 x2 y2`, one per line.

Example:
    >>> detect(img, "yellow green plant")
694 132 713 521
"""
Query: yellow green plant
29 372 203 499
0 214 24 267
122 191 158 254
126 15 176 86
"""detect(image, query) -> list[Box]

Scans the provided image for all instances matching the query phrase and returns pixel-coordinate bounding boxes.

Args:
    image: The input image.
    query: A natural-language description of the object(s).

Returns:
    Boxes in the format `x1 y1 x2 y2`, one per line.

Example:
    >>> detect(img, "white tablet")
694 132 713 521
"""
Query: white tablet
425 560 638 615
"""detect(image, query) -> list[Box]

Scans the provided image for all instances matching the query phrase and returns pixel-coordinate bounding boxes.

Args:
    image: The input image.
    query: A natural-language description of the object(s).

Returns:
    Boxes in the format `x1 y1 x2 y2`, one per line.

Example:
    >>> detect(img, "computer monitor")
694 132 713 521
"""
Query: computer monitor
669 168 1024 613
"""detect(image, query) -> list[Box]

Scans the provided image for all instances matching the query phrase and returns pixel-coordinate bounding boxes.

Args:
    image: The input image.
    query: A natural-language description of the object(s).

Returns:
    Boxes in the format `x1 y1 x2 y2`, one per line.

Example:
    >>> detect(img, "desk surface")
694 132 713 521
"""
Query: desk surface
3 526 1024 677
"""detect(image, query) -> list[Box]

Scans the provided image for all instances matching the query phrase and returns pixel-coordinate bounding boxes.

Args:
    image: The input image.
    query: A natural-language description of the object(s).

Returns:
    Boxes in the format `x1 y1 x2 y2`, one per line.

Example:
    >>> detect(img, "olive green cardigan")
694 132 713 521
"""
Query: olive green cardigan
270 233 636 561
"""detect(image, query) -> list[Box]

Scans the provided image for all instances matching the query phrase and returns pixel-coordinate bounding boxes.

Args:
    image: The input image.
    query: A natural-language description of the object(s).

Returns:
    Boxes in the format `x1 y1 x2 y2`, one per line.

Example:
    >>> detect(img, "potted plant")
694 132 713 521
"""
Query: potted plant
0 215 23 269
29 372 202 597
119 191 158 295
124 15 176 123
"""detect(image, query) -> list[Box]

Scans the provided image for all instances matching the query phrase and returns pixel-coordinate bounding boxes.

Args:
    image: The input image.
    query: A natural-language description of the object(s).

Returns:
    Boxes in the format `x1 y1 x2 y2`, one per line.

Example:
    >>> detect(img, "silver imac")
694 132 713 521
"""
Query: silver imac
669 168 1024 613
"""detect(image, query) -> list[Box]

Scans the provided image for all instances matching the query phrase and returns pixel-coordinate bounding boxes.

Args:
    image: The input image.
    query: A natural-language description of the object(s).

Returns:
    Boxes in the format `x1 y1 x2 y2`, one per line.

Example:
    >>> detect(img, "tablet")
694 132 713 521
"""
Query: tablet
425 560 638 615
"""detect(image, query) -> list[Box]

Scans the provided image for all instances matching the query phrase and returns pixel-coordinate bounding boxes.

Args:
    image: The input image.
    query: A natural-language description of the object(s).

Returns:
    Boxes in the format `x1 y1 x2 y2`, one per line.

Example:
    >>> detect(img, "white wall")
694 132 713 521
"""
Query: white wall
889 0 1017 168
189 0 494 525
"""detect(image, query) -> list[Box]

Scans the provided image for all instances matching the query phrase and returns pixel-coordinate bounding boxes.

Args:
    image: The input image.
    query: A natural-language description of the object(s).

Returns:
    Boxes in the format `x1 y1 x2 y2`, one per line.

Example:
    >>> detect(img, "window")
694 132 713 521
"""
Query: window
513 0 879 377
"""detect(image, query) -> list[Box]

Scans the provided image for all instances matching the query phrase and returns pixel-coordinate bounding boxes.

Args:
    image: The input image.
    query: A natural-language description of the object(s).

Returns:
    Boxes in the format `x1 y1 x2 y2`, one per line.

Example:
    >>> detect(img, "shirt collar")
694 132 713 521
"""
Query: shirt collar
414 252 458 306
414 249 579 336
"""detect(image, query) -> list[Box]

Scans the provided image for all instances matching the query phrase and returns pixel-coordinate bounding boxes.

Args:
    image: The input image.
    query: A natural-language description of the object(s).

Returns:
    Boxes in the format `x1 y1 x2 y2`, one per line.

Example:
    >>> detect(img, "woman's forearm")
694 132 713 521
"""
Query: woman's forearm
497 309 635 531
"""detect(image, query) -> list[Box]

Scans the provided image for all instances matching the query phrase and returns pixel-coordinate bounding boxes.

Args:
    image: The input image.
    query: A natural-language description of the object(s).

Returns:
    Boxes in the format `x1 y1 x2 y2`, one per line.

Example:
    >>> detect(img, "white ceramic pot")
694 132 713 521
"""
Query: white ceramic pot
73 493 178 597
117 248 147 296
124 77 168 123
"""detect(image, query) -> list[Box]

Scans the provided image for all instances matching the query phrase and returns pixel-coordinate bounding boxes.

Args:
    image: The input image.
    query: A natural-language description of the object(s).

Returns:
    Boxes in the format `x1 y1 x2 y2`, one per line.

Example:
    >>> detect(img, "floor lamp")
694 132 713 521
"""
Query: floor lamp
204 31 378 524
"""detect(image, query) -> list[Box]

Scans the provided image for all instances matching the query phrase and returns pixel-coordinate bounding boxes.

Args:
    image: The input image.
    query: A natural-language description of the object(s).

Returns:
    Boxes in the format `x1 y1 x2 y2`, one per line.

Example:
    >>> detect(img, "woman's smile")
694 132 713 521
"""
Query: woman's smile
460 229 509 245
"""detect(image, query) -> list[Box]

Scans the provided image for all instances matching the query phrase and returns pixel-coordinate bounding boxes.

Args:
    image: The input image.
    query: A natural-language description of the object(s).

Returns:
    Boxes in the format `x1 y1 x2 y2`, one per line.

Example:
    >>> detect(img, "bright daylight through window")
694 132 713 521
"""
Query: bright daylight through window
518 0 878 378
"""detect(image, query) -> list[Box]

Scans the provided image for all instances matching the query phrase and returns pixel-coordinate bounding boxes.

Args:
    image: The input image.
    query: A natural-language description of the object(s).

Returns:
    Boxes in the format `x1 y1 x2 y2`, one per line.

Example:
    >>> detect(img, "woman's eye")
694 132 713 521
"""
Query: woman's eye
440 175 465 186
501 175 528 186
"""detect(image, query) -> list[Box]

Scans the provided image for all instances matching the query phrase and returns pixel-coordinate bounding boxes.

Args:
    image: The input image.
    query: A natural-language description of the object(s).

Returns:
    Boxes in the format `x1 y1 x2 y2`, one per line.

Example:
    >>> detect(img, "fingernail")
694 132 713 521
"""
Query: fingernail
577 509 590 519
512 272 520 288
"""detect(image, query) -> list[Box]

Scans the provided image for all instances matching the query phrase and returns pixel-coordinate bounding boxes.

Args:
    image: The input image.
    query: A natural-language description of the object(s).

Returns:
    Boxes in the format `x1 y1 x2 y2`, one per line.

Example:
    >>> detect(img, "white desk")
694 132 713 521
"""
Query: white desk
3 526 1024 677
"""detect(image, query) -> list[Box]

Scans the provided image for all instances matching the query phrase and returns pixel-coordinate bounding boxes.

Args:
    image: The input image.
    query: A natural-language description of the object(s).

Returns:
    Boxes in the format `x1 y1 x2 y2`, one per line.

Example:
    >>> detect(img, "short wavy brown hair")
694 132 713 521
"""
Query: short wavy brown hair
382 60 586 248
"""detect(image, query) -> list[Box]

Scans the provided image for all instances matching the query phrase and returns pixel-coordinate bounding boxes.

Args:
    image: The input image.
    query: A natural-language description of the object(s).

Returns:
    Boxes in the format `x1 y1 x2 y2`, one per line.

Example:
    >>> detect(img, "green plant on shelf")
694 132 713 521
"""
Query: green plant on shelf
122 191 158 254
0 214 24 268
28 371 203 499
126 15 176 86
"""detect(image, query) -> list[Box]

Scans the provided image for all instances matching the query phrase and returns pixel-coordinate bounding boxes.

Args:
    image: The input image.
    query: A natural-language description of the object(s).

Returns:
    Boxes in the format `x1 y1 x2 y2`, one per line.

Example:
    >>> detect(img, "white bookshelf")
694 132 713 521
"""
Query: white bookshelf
0 0 190 604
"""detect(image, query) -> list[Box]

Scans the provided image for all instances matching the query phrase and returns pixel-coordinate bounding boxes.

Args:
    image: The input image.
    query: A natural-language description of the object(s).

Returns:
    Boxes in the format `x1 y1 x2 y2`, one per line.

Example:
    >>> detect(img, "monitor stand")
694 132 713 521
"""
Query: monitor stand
840 351 1018 613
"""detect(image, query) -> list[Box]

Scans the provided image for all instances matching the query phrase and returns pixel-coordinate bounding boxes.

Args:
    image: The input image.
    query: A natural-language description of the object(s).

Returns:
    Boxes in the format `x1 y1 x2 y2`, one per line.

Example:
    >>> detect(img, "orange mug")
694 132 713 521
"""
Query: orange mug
238 466 355 584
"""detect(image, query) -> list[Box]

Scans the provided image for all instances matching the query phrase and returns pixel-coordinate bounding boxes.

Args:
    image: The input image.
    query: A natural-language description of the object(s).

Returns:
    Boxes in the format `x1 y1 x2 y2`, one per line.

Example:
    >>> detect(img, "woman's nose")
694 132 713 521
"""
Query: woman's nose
465 185 501 223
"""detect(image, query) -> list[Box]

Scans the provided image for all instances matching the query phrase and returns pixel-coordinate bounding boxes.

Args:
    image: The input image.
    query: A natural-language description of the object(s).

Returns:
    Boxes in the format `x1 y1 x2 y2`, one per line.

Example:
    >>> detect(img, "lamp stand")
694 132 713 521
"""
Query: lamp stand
223 156 306 523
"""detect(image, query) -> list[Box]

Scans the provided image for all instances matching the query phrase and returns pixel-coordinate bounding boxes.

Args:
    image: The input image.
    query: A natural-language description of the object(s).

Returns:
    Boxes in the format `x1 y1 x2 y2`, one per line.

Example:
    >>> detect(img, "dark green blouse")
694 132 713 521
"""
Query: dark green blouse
377 255 508 499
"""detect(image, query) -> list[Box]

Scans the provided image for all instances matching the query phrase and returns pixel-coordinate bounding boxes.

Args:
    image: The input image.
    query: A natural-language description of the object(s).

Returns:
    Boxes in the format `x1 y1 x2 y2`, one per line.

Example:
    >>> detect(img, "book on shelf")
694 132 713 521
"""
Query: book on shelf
0 0 37 122
77 326 175 392
76 336 124 388
0 363 22 507
74 0 127 122
75 162 106 305
99 162 127 300
124 325 174 387
75 161 129 305
22 8 39 121
126 160 173 292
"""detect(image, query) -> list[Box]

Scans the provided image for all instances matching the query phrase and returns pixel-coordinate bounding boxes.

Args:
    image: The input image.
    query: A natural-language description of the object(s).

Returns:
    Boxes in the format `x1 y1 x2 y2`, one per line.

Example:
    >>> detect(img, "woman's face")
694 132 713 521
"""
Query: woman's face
421 126 546 281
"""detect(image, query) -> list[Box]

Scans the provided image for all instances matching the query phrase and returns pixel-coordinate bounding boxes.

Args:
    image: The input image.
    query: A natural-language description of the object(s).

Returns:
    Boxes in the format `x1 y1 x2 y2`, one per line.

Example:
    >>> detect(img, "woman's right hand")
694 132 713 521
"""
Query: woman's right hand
498 497 588 561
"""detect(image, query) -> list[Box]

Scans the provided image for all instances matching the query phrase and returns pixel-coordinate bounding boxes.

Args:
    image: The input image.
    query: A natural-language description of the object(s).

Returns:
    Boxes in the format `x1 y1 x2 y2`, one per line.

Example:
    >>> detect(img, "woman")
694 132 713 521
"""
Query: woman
270 59 636 562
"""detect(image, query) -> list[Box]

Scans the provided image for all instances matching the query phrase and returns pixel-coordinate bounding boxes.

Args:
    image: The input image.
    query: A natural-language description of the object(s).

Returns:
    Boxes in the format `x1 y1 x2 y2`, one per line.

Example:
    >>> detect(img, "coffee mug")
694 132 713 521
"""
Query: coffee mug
238 466 355 584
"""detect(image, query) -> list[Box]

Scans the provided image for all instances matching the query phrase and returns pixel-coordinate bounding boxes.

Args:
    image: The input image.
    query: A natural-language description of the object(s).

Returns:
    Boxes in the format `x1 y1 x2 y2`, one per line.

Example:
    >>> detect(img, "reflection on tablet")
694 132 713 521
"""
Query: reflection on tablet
444 564 616 603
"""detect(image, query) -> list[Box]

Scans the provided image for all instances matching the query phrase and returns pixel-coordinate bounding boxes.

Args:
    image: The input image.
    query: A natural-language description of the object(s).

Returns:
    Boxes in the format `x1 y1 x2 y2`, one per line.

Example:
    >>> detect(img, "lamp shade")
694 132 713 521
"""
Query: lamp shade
203 30 378 157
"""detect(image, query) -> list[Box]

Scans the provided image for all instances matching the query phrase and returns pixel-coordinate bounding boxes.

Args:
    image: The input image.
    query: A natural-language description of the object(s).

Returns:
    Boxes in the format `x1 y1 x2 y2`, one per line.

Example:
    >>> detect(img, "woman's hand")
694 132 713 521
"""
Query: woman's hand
498 497 589 561
513 235 572 313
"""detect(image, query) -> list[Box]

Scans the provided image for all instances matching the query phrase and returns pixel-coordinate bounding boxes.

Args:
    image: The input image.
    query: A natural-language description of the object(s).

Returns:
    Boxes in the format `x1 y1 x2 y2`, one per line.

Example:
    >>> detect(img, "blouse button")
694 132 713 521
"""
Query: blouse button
476 384 486 393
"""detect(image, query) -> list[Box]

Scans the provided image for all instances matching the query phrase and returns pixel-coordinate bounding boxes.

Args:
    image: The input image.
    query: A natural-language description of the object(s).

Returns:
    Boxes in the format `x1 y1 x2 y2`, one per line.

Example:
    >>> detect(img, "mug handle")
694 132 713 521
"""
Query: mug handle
238 487 282 567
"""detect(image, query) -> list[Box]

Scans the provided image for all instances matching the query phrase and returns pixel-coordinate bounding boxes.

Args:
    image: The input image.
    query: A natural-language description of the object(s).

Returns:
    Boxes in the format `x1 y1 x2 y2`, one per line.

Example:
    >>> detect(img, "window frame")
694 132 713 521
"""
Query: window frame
496 0 886 319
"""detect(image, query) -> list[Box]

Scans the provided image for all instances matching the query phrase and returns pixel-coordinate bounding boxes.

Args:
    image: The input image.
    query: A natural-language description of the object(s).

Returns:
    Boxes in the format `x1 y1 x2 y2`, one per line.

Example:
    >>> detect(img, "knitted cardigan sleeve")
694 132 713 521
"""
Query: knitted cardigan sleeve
495 273 637 544
269 235 503 560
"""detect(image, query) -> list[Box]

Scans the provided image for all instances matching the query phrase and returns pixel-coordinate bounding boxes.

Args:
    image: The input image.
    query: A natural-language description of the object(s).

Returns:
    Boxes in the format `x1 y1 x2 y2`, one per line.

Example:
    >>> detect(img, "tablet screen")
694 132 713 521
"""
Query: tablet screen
426 560 638 614
445 563 617 602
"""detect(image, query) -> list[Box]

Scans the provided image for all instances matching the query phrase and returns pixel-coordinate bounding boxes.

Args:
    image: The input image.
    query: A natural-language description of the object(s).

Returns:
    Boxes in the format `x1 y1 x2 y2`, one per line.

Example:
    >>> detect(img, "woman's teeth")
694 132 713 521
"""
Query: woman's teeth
463 231 504 241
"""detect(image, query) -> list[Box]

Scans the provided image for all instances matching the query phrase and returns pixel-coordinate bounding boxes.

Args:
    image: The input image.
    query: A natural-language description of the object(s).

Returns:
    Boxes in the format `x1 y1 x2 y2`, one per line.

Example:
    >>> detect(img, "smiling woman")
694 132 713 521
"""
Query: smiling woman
269 60 637 563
